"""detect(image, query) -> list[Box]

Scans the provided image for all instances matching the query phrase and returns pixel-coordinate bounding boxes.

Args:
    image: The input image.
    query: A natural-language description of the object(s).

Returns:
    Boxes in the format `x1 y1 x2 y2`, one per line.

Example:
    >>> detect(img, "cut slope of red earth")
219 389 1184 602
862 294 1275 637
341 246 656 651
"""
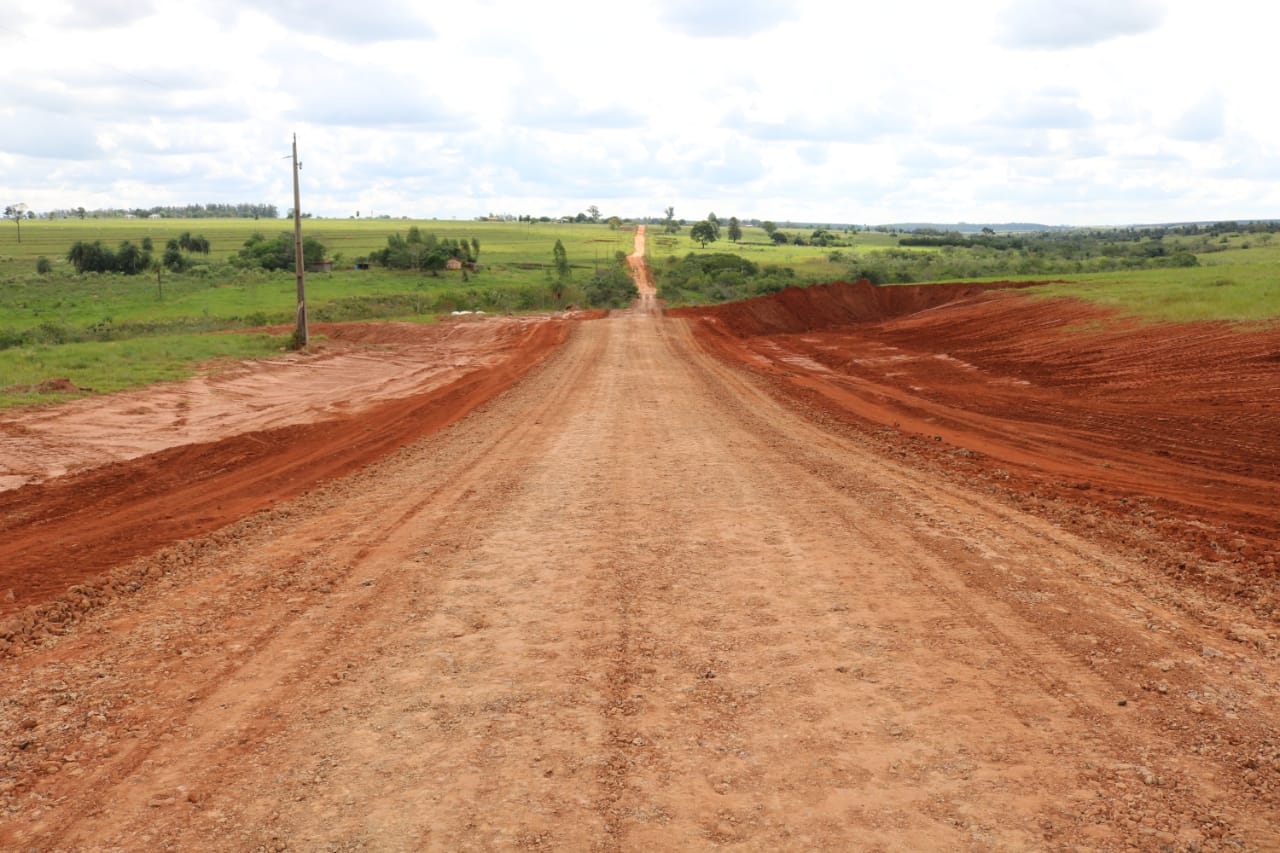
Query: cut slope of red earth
0 317 573 619
673 280 1280 605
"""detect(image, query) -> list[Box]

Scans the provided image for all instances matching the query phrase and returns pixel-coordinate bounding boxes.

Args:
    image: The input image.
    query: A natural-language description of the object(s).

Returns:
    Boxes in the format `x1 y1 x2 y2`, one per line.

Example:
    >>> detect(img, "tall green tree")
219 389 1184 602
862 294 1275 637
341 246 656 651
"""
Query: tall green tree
762 221 777 239
727 216 742 243
552 238 570 279
690 220 718 248
163 239 185 272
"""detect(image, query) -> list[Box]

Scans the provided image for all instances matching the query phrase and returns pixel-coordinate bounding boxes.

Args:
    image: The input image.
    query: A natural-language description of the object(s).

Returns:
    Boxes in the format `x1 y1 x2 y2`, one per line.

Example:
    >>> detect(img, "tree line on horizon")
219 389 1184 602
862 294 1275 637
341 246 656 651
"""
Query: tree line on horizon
38 203 279 220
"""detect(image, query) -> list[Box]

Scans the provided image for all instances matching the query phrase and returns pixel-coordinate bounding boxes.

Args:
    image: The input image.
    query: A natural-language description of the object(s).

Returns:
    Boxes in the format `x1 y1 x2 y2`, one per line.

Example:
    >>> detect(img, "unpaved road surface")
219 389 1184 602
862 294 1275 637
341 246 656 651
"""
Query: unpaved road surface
3 255 1280 849
627 224 657 311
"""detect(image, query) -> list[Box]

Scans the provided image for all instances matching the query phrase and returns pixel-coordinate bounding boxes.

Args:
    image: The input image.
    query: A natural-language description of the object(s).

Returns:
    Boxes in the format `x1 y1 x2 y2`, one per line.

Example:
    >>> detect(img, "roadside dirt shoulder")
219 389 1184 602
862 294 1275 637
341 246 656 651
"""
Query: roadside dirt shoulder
0 316 572 620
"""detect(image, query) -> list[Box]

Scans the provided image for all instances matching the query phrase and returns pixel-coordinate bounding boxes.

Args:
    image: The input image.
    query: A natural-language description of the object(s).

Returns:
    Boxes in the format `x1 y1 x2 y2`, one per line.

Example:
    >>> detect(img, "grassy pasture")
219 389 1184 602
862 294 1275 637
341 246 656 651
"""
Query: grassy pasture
1035 264 1280 324
0 217 633 328
0 218 633 407
0 217 632 276
0 333 282 408
645 224 865 284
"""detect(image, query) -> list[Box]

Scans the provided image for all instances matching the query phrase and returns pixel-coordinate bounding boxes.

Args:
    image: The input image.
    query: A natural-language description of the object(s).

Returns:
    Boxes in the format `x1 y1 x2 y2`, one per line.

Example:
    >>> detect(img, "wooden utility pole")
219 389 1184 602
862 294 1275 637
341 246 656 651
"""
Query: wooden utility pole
291 134 308 348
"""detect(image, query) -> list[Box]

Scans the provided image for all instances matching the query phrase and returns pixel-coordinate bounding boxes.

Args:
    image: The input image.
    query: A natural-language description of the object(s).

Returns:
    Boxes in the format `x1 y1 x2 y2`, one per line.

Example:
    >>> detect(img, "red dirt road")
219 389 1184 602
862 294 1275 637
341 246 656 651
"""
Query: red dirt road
2 255 1280 849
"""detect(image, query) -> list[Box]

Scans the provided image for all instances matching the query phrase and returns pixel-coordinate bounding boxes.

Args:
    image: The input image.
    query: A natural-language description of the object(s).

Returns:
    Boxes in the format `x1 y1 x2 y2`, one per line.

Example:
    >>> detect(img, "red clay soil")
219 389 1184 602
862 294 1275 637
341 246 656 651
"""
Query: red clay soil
0 317 572 618
674 280 1280 606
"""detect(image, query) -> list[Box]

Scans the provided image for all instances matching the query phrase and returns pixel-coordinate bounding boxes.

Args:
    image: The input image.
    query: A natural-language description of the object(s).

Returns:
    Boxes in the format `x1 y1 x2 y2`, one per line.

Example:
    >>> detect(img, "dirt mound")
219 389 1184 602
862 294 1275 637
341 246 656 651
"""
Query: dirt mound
678 284 1280 605
2 377 86 395
669 279 1054 336
0 318 574 618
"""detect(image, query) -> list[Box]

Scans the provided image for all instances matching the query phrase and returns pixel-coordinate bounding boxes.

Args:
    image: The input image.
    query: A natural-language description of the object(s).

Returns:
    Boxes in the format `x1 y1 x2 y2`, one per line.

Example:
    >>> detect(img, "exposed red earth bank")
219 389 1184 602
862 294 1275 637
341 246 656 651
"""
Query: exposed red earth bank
2 246 1280 849
0 316 575 616
674 281 1280 606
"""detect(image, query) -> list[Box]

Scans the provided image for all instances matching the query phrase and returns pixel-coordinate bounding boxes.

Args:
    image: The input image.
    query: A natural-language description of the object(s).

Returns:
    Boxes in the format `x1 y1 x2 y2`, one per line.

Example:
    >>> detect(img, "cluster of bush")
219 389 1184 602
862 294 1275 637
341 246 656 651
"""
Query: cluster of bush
655 253 797 304
580 265 639 309
64 232 212 275
65 239 155 275
363 227 478 273
233 232 325 272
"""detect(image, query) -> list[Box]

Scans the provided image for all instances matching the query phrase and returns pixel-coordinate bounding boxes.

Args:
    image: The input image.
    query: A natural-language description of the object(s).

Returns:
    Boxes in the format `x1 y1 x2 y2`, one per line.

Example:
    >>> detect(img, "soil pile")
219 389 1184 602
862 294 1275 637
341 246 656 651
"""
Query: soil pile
1 377 85 396
678 281 1280 602
669 278 1049 335
0 317 573 616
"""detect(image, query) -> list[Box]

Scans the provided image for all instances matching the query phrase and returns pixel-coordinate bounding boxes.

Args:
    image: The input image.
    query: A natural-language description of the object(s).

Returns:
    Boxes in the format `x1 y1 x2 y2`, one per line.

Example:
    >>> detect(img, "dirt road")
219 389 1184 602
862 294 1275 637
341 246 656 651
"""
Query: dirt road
627 224 657 310
2 256 1280 849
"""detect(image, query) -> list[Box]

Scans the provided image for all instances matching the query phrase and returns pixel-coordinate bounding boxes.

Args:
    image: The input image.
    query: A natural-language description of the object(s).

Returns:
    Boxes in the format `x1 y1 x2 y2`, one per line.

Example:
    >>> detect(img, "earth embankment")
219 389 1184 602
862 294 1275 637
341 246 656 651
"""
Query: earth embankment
671 277 1048 335
0 317 573 618
675 281 1280 604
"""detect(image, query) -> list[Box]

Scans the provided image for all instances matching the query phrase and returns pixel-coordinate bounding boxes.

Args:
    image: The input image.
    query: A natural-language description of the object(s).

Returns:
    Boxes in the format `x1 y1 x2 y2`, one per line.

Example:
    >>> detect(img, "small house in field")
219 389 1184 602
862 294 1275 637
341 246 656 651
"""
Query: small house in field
445 258 463 271
306 259 334 273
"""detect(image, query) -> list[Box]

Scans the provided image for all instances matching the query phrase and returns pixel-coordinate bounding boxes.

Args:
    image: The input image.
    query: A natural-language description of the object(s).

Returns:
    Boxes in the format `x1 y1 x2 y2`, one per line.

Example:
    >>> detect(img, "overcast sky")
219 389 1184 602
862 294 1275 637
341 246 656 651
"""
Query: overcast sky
1 0 1277 225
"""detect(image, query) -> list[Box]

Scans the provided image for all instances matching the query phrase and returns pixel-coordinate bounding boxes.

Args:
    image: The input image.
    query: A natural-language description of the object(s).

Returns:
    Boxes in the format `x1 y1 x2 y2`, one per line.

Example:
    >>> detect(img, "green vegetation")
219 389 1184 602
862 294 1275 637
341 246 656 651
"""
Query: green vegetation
0 332 283 408
656 253 797 303
0 217 640 408
234 232 326 271
690 221 718 248
1035 262 1280 324
582 254 639 308
646 224 851 295
365 226 477 273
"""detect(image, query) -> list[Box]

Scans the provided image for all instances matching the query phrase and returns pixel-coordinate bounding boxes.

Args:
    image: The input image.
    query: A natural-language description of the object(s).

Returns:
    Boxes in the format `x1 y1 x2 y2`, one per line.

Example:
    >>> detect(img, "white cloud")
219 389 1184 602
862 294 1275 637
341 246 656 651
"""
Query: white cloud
999 0 1167 49
984 94 1094 130
0 108 103 160
658 0 801 37
229 0 433 43
1170 91 1225 142
56 0 156 30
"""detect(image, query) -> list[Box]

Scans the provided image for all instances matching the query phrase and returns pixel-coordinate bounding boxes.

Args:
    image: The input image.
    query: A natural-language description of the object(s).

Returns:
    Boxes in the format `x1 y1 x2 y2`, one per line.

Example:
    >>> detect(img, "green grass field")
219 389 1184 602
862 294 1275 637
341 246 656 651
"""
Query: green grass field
1 216 1276 409
0 332 283 408
1032 241 1280 324
0 217 634 270
0 218 634 406
645 224 883 286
